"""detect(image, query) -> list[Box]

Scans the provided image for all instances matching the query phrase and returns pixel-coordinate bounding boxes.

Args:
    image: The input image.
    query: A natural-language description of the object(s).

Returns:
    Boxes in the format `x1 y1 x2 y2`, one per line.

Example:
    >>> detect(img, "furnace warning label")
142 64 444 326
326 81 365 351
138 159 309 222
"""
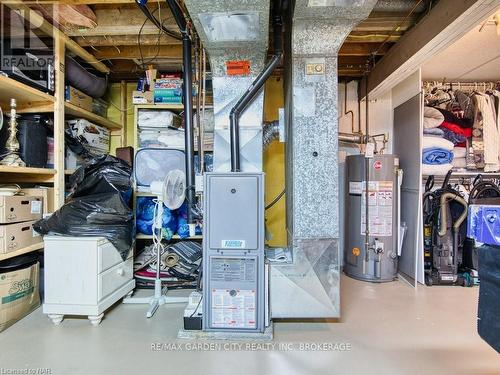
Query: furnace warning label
360 181 393 237
211 289 256 329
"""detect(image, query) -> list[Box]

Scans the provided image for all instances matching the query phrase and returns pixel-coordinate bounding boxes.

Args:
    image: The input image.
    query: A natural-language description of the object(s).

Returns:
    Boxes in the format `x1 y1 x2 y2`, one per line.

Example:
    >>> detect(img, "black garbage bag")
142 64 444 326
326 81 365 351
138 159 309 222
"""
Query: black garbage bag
68 154 133 199
34 155 134 259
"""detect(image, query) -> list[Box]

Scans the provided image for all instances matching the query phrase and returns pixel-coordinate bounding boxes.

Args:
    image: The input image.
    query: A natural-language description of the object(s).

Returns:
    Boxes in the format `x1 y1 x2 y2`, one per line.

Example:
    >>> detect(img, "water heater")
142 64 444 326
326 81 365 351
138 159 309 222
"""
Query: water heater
344 154 401 282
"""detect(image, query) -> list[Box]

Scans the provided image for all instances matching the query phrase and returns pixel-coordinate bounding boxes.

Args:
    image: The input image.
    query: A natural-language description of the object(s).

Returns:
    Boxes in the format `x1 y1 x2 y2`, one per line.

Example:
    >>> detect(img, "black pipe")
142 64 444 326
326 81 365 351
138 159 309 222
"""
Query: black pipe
165 0 195 224
229 5 283 172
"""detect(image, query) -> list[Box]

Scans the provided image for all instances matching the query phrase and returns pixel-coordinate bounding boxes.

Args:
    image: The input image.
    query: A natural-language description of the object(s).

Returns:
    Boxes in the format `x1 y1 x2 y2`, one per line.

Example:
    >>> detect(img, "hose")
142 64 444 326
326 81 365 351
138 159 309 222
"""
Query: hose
438 192 468 236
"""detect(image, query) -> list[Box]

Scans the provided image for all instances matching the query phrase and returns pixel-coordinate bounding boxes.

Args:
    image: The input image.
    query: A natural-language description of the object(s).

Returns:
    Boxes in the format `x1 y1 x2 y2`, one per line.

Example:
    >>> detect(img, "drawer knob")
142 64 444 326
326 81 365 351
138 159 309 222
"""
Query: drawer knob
116 268 125 276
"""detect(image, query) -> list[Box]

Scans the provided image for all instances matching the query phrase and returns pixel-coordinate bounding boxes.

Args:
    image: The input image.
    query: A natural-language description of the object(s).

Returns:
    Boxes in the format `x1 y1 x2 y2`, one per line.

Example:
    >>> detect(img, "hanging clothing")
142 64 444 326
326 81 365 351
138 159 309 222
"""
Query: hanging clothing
473 93 500 172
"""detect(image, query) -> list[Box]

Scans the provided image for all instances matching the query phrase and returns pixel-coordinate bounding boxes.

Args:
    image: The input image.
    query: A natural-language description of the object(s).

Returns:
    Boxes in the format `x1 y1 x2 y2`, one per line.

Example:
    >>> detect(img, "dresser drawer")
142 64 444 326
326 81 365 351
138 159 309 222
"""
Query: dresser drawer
98 240 131 273
98 258 133 301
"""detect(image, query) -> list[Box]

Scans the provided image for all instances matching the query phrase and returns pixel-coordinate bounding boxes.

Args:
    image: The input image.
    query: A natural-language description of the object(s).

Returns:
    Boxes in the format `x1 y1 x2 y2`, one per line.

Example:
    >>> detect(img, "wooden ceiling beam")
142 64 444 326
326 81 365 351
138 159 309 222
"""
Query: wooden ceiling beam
339 43 392 57
73 34 181 47
3 1 162 4
346 32 402 43
65 6 178 37
93 44 182 60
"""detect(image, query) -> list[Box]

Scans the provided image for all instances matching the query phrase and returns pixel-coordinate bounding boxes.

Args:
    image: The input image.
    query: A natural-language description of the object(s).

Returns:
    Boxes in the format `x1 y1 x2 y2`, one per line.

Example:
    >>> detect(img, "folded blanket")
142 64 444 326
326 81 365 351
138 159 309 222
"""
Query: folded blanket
440 122 473 137
424 107 445 129
453 146 467 158
422 163 453 176
422 148 454 165
441 127 467 145
453 157 467 168
423 136 454 151
423 127 445 136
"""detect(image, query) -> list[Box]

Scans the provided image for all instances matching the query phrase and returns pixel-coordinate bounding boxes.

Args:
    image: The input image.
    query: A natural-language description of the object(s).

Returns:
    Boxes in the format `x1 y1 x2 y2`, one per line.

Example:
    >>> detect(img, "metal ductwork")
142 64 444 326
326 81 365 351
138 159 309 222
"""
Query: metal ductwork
374 0 426 13
270 0 378 318
183 0 272 173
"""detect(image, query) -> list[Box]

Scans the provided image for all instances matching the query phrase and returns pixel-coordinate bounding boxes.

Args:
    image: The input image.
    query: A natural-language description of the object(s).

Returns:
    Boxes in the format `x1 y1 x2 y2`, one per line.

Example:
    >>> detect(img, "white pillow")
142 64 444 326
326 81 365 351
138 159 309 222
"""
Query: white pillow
422 136 454 151
423 107 444 129
422 163 453 176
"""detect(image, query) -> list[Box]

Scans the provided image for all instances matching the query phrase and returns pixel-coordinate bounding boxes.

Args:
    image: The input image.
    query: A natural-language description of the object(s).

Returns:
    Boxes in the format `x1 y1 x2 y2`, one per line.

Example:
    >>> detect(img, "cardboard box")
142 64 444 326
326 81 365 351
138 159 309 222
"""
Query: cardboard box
0 220 43 254
67 119 110 154
132 90 153 104
65 86 93 112
0 196 43 224
0 261 40 333
21 188 54 214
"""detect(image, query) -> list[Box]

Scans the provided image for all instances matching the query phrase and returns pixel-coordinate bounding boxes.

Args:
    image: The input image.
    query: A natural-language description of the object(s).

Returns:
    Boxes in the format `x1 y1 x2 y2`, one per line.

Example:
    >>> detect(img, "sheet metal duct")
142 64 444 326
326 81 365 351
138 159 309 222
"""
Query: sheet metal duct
183 0 271 172
270 0 377 318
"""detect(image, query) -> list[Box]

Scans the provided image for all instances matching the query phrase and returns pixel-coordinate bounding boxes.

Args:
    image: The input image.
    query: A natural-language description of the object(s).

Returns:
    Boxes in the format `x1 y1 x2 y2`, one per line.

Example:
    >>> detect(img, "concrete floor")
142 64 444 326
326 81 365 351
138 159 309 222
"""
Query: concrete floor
0 275 498 375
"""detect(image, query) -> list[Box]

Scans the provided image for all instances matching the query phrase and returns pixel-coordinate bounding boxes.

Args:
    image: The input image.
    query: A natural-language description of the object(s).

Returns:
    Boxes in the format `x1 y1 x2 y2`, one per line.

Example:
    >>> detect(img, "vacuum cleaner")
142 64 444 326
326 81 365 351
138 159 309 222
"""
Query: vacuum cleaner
423 171 468 286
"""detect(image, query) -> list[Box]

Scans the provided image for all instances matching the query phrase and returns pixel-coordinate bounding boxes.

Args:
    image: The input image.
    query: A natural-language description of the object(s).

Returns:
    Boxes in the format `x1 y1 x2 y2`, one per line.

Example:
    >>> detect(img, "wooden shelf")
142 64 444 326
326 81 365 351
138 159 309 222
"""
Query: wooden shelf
135 103 214 110
0 242 44 262
136 234 202 240
65 102 122 130
0 75 54 107
0 166 55 174
65 169 76 175
0 166 55 183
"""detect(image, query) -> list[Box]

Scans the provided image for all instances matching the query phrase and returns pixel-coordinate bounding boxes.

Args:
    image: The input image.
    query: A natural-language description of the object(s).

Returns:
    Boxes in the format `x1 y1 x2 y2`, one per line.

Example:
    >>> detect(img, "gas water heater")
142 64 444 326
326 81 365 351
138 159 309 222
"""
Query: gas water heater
344 154 401 282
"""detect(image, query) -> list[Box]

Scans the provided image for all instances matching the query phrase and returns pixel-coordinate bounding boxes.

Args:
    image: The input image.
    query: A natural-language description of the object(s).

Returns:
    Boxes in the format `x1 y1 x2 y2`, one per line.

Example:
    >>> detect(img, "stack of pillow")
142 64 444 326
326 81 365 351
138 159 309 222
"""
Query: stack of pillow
423 107 453 175
423 106 472 172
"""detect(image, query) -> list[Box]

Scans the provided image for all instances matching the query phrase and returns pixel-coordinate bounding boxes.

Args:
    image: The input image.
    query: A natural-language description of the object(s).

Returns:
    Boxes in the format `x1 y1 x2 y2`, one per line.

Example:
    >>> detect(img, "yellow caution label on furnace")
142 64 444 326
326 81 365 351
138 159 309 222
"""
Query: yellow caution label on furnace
352 247 360 256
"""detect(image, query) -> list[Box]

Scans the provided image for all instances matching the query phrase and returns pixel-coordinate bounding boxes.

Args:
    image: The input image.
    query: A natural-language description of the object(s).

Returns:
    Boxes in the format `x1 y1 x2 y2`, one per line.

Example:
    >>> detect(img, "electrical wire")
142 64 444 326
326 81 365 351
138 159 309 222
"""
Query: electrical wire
135 0 181 40
265 189 285 210
189 295 203 318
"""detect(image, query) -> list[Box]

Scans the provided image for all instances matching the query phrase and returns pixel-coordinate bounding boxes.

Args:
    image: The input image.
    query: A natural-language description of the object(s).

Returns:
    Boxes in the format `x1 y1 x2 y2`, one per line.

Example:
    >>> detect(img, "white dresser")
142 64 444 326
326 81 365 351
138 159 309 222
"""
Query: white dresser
43 236 135 326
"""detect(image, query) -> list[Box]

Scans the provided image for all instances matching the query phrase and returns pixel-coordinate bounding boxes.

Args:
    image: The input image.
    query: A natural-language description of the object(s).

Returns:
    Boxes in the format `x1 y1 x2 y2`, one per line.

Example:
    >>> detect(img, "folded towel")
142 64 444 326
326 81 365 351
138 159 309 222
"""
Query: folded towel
424 107 445 129
453 147 467 158
441 127 467 145
422 163 453 176
453 157 467 168
424 127 445 136
422 148 454 165
422 136 454 151
440 121 473 138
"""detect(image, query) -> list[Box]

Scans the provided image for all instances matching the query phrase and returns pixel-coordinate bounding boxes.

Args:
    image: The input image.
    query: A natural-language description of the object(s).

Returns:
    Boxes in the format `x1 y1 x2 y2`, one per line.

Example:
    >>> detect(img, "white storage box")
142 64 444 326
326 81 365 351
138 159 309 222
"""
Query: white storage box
66 119 110 154
43 236 135 325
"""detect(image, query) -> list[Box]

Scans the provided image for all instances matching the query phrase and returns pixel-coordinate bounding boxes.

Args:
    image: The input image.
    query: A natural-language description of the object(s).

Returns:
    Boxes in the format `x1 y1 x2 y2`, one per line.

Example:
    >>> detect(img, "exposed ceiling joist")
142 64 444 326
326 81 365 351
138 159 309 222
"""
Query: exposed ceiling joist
65 6 178 37
74 34 181 47
339 43 391 56
3 1 162 4
93 44 182 60
345 31 402 43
